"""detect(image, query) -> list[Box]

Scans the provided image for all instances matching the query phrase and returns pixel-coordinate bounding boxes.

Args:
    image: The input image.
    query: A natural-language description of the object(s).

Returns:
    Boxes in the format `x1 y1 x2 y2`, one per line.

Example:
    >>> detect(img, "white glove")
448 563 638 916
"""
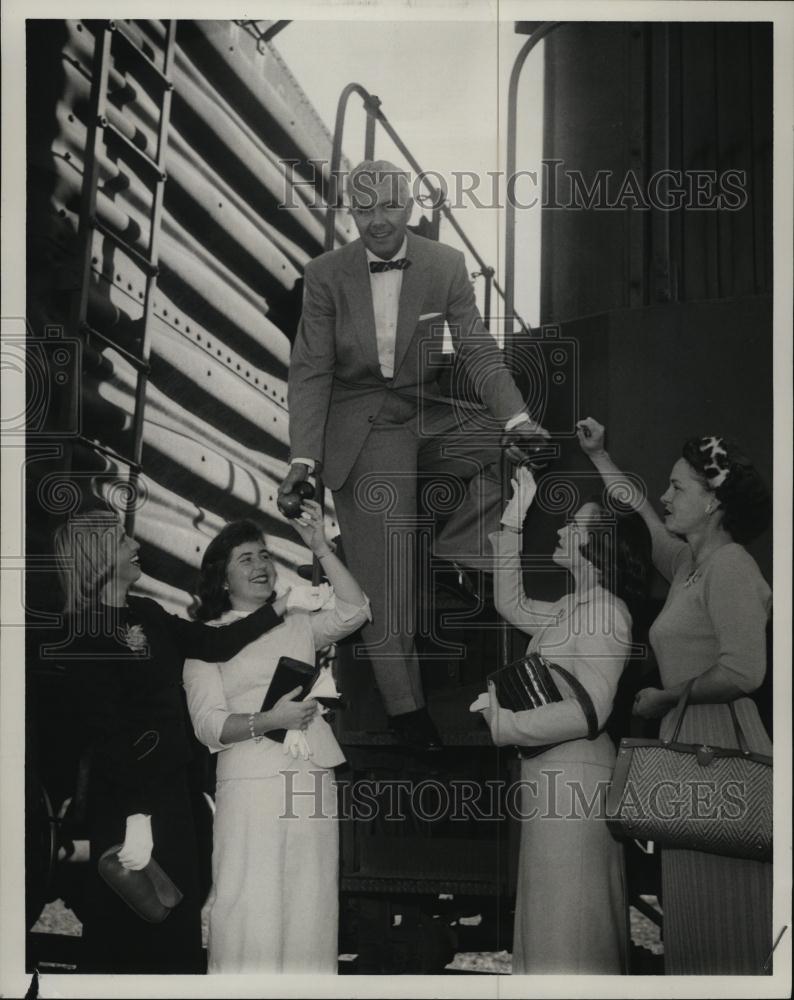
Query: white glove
286 583 333 613
500 466 538 532
309 666 339 699
117 813 153 870
469 691 491 713
283 729 312 760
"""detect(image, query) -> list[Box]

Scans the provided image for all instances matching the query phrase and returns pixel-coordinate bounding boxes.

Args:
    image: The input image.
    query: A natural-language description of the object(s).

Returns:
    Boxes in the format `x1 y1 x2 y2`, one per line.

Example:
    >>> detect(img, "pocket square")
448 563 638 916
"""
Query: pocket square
419 312 443 322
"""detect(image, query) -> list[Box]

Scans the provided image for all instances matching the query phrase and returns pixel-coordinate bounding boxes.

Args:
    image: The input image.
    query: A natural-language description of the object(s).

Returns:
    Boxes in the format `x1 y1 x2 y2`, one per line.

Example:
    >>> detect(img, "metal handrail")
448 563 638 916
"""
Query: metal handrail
499 22 563 674
503 21 563 350
324 82 529 333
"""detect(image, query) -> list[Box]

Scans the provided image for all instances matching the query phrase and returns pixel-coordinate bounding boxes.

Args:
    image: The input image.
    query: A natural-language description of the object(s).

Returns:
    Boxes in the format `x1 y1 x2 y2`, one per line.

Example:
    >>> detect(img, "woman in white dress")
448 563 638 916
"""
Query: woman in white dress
183 501 369 973
480 468 651 973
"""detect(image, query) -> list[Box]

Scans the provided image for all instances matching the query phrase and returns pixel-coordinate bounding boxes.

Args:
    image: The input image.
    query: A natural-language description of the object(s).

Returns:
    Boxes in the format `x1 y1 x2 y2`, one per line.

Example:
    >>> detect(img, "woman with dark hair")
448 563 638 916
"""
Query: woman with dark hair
479 466 651 974
182 503 369 973
577 418 772 974
52 503 295 974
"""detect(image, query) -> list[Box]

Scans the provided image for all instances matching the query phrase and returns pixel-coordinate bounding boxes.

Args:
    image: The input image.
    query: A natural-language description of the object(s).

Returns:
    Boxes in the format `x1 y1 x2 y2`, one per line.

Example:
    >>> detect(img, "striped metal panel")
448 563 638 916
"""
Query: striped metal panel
27 19 353 613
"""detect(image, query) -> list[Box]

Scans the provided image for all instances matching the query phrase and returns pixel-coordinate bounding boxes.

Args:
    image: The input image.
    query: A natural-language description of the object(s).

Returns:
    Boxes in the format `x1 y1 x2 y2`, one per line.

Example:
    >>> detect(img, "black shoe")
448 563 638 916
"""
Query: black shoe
388 707 443 751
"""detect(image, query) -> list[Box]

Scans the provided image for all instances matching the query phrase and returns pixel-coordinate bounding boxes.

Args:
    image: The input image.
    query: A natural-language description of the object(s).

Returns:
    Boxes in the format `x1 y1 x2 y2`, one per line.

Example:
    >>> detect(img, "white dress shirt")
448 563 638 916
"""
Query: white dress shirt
365 236 408 379
291 240 530 470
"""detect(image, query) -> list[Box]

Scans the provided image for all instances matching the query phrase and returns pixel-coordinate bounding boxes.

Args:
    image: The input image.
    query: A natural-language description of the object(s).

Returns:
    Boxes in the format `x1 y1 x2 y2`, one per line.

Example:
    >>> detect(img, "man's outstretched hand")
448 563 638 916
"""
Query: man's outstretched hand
501 420 553 467
279 462 310 497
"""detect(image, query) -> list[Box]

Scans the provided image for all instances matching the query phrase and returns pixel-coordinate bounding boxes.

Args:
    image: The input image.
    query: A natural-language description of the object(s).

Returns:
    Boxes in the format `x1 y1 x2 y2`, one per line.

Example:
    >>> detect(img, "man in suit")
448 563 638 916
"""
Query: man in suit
281 160 548 746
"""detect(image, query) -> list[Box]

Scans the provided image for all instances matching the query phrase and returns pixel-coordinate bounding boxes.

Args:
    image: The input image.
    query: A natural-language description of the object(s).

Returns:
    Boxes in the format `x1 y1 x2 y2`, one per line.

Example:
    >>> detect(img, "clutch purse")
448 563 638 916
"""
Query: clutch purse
260 655 320 741
98 846 183 923
488 652 599 756
606 681 773 861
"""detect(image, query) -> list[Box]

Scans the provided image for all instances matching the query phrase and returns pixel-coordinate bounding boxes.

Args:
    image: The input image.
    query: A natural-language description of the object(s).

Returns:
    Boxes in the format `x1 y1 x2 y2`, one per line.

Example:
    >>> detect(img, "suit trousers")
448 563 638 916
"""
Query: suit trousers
331 392 503 715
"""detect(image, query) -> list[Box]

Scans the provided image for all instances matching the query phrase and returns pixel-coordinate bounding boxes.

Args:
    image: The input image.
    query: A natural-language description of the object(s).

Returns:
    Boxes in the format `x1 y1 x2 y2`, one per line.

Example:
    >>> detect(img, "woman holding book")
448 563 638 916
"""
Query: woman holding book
183 502 369 973
480 467 651 974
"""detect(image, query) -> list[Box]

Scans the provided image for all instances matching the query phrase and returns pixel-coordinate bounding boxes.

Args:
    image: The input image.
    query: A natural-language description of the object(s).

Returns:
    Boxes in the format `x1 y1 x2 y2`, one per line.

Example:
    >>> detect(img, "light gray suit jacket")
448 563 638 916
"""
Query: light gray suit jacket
288 231 526 491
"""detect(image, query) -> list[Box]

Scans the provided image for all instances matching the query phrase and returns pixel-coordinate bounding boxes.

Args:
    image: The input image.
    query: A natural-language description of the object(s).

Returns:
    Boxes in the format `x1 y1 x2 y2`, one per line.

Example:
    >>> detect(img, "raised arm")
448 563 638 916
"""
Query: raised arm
151 598 285 663
576 417 686 581
278 498 370 647
490 467 560 634
286 261 337 469
445 251 529 426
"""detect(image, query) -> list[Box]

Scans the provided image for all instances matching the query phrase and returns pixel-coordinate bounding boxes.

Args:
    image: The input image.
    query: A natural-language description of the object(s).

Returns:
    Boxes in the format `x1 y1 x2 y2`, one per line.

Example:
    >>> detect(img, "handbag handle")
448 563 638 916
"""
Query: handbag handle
547 661 599 740
666 678 751 754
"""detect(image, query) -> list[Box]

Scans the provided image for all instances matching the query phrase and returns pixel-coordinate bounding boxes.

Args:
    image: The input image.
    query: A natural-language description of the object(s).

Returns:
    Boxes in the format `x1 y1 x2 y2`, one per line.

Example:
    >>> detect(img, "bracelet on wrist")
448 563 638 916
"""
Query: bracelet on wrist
248 712 264 743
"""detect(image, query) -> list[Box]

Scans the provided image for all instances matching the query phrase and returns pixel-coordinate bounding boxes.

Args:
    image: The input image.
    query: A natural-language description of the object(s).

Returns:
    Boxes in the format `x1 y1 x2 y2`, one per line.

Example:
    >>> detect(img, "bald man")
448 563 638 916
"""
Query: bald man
282 160 547 748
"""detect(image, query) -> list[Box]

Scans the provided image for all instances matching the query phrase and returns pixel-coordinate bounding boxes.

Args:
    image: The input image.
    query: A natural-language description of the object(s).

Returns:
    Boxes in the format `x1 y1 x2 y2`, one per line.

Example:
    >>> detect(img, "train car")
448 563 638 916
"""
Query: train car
21 17 773 975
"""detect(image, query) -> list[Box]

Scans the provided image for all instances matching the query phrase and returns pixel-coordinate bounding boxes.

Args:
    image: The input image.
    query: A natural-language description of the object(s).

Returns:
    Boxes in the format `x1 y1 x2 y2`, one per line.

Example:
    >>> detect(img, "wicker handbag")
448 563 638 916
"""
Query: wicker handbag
606 682 772 861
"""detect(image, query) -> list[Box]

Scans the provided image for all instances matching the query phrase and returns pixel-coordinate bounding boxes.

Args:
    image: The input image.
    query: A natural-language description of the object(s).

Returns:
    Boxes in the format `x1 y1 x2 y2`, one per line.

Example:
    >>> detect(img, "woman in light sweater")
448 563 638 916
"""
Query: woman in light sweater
183 501 369 973
577 418 772 974
481 467 651 974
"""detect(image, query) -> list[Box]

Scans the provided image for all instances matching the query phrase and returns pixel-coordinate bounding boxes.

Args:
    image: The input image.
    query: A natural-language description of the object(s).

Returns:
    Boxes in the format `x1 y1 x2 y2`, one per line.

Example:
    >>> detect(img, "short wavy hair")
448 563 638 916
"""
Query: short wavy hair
578 502 652 614
682 437 771 544
53 504 121 613
193 519 275 622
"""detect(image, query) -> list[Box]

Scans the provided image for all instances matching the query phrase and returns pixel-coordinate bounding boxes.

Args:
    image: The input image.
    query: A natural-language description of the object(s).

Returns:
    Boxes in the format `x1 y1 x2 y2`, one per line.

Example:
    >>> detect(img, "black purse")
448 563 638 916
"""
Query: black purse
488 652 599 757
259 655 320 742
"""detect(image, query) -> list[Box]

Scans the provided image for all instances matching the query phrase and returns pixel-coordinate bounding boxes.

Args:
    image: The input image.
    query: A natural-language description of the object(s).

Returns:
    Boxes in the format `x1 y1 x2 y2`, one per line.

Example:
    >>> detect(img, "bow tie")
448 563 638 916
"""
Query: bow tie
369 258 411 273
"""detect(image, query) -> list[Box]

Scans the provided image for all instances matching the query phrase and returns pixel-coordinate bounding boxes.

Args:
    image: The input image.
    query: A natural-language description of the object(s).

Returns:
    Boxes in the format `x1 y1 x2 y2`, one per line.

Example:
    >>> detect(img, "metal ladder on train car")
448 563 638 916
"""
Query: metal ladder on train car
68 19 177 533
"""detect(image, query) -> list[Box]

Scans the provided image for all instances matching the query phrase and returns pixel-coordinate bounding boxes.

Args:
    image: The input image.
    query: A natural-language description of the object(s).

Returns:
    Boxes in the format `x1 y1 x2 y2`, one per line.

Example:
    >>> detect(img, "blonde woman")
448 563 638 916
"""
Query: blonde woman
53 503 296 973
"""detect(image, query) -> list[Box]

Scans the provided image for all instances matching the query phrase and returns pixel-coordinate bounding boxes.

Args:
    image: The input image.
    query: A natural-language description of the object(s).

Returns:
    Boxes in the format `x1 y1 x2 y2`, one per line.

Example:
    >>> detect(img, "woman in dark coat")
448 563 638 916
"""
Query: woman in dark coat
53 504 299 974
